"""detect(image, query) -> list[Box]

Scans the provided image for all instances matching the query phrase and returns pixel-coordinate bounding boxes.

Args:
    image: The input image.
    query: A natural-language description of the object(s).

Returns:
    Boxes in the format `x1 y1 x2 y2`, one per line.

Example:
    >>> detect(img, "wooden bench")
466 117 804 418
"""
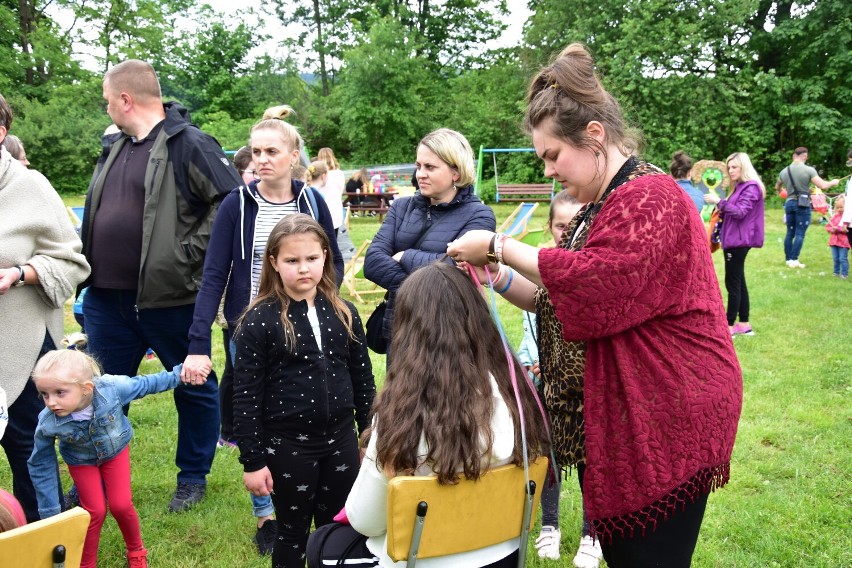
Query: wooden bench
496 183 554 203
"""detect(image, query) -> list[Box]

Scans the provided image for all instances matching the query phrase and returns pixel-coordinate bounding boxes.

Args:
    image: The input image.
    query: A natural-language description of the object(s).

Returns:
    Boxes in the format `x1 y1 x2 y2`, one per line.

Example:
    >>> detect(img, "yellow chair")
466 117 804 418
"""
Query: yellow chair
386 457 548 567
342 240 385 303
0 507 90 568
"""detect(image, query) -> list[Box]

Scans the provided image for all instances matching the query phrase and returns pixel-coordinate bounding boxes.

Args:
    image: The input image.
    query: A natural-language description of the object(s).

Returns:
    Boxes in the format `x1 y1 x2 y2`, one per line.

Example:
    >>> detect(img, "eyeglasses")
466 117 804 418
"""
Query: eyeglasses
241 169 258 177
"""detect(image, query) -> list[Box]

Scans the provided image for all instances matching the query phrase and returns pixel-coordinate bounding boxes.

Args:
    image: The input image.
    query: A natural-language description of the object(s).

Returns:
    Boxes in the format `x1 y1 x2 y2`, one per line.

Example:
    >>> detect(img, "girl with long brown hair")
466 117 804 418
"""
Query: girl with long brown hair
232 214 375 568
307 262 549 567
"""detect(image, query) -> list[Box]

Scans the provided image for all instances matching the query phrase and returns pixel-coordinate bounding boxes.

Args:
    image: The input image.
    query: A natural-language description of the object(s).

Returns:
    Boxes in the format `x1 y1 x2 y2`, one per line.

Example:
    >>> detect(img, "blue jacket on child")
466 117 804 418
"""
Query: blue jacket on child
27 366 183 519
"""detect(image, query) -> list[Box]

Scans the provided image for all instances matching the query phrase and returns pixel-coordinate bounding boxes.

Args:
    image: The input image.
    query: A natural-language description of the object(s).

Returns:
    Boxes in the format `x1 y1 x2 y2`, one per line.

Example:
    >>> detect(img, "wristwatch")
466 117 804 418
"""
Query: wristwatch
13 266 25 287
486 234 499 264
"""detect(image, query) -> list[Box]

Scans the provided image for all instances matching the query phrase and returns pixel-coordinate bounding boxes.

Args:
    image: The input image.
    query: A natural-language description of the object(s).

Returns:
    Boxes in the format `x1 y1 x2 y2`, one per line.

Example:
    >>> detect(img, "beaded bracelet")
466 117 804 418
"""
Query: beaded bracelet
494 233 509 264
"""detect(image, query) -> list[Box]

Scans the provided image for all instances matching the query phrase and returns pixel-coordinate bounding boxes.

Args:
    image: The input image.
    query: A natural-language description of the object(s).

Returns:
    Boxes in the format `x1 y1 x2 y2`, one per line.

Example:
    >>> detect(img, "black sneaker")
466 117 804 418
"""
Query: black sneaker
63 485 80 510
167 482 206 513
254 519 277 556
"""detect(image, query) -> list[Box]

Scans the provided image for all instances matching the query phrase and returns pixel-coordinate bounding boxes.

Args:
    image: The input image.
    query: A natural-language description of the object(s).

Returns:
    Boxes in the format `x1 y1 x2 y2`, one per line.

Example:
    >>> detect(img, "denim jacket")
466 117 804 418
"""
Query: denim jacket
28 366 183 518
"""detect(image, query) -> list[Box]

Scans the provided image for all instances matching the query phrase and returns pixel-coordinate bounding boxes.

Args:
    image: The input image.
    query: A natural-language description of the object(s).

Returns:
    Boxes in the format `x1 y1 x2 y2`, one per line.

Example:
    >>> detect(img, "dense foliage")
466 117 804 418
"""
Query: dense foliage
1 0 848 195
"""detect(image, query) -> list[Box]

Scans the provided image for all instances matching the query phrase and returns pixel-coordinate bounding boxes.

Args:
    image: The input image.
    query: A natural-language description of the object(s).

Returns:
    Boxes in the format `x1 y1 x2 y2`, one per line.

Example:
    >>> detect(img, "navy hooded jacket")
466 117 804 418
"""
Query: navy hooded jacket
188 178 344 355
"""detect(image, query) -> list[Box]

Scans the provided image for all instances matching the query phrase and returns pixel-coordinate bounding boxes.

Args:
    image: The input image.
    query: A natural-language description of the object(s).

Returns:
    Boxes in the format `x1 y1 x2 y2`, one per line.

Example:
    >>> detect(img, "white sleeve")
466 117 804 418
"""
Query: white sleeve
345 428 390 537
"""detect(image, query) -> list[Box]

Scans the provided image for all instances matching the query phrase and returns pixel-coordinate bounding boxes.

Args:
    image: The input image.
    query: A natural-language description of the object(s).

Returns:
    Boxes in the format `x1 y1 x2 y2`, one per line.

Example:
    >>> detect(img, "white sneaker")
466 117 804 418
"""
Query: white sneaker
535 525 561 560
573 535 602 568
786 259 806 268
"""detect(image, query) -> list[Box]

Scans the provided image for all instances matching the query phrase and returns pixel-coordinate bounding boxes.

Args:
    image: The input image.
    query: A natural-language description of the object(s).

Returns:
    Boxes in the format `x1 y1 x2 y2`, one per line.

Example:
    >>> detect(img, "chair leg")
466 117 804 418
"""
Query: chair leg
406 501 428 568
517 481 536 568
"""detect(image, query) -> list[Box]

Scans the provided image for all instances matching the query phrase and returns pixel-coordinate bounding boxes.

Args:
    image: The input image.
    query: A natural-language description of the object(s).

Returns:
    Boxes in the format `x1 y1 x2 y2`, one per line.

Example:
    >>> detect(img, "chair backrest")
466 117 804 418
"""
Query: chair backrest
497 203 539 238
0 507 90 568
385 457 548 564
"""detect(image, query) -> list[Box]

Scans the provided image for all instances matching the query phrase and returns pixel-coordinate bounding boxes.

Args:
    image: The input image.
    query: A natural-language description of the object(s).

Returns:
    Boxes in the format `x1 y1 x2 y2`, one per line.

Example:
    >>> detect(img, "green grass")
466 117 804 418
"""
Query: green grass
2 201 850 567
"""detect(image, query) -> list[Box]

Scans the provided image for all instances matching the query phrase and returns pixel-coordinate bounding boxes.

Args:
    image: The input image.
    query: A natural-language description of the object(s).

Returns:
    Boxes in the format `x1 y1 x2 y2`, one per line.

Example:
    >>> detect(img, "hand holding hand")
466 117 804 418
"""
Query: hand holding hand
447 230 494 266
244 467 274 497
181 354 212 385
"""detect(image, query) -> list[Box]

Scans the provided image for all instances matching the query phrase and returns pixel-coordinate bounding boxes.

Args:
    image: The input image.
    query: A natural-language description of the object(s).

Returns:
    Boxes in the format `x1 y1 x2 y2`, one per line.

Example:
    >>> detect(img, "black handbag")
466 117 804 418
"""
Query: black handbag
785 166 811 207
364 213 445 354
365 297 388 354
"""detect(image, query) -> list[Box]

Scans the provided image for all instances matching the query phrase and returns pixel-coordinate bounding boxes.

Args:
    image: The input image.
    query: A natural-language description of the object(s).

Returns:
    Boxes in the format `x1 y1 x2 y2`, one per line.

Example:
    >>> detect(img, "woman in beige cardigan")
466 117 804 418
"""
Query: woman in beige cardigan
0 93 90 522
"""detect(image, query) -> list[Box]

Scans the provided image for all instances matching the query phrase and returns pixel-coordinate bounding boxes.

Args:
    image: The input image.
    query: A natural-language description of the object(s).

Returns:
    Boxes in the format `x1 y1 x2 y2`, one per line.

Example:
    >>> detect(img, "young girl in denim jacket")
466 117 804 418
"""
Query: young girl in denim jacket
27 334 205 568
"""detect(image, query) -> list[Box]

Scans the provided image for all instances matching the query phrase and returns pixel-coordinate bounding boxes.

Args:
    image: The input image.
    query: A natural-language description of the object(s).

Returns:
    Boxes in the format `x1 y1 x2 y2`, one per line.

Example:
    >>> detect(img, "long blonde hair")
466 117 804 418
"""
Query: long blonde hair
239 214 354 351
726 152 766 198
317 147 339 170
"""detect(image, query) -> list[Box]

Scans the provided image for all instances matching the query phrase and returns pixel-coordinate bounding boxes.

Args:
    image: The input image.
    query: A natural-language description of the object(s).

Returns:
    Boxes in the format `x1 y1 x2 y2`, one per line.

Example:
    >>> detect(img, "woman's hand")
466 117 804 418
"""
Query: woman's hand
447 230 495 266
704 192 721 205
0 268 19 296
181 354 212 385
244 467 274 497
457 261 500 286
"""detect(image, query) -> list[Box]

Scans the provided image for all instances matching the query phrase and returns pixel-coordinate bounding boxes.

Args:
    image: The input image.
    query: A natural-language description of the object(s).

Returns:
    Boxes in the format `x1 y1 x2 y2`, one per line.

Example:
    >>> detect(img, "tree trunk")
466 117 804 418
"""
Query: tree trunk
313 0 329 96
18 0 34 84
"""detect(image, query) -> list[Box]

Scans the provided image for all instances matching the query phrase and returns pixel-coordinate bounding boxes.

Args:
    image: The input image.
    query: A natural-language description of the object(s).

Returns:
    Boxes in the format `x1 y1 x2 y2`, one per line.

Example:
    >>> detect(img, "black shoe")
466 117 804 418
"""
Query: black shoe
63 485 80 510
167 482 206 513
254 519 277 556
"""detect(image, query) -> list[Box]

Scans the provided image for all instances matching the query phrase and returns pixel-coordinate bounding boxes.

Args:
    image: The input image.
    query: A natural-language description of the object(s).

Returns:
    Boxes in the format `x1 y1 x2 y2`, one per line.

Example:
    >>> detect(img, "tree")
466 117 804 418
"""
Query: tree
334 17 440 163
519 0 851 175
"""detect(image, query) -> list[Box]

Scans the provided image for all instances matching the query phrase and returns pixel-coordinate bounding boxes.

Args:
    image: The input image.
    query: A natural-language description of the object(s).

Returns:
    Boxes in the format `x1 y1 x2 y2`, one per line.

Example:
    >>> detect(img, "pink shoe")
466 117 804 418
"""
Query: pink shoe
127 547 148 568
731 323 754 336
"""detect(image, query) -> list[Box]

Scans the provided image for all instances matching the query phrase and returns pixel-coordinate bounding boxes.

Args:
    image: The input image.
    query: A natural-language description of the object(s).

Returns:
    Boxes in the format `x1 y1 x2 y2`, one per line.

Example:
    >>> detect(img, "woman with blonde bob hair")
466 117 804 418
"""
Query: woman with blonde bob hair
449 43 742 567
705 152 765 335
364 128 495 357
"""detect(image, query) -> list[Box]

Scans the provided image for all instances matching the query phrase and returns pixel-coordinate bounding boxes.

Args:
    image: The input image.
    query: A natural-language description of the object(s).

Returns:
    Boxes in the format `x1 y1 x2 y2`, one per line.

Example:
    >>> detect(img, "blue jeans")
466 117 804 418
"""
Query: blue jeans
784 200 811 261
228 339 275 518
831 246 849 277
83 287 219 483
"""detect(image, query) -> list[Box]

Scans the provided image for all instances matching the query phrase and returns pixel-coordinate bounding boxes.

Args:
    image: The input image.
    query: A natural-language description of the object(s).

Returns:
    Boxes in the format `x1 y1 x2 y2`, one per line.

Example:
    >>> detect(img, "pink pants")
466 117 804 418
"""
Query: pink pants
68 446 143 568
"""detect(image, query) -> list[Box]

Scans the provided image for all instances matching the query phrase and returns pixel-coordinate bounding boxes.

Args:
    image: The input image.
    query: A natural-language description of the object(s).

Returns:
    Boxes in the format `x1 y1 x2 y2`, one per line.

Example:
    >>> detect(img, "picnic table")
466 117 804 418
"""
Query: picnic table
344 191 398 220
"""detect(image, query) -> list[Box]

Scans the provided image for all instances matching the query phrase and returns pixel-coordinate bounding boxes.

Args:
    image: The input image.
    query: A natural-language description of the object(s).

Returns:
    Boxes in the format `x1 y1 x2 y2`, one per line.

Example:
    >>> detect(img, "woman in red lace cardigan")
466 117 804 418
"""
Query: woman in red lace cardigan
449 43 742 568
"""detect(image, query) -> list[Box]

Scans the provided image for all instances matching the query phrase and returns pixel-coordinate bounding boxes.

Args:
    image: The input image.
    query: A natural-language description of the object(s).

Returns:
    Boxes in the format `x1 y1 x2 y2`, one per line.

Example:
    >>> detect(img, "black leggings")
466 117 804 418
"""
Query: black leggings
723 247 751 326
265 425 360 568
577 464 708 568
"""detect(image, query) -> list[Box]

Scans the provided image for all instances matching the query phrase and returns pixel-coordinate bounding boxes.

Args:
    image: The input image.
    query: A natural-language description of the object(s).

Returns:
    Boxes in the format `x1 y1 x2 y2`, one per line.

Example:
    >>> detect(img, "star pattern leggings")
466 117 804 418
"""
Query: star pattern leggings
264 423 360 568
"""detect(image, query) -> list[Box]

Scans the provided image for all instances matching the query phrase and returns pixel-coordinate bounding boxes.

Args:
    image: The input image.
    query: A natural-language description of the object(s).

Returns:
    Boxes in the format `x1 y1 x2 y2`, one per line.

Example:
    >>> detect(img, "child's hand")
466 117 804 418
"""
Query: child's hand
529 362 541 380
244 467 274 497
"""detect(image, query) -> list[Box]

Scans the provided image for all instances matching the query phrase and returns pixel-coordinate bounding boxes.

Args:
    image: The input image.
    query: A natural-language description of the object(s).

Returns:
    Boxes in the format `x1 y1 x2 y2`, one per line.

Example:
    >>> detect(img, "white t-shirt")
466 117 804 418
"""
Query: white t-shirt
318 169 346 229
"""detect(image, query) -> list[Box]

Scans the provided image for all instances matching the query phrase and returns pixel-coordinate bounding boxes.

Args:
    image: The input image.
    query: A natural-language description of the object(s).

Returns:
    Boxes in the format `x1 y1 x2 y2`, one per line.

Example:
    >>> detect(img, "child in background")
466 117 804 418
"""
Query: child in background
310 160 344 235
27 334 204 568
233 214 375 568
825 195 849 278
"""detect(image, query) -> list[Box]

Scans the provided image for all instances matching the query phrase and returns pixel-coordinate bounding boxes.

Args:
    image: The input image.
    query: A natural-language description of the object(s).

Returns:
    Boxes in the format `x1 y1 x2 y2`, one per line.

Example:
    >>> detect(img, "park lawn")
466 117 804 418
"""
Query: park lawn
2 199 849 567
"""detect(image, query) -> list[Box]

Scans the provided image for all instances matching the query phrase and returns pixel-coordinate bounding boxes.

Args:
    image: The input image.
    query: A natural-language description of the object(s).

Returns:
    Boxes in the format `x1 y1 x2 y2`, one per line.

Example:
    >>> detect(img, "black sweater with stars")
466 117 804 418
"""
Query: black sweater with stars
233 294 376 472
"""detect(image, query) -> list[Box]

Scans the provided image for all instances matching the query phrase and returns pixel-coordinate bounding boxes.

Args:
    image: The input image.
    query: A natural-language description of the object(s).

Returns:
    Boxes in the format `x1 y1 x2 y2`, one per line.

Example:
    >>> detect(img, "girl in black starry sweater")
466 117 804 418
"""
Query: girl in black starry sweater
233 214 375 568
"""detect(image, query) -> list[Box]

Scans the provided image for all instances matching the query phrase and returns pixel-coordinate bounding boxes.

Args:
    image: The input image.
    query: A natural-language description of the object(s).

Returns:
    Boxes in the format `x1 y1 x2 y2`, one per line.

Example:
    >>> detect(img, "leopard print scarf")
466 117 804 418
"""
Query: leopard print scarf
535 157 662 467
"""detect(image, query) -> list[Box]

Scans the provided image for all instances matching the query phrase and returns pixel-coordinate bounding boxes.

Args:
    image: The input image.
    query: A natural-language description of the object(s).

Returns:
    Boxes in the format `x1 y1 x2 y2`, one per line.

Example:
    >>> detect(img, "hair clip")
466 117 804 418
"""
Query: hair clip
550 82 560 89
67 344 78 350
308 165 315 174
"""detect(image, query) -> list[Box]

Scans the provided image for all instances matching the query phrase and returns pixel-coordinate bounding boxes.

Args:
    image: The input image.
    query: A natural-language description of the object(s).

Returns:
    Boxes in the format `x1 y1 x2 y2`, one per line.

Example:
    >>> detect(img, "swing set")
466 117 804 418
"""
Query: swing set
475 147 555 203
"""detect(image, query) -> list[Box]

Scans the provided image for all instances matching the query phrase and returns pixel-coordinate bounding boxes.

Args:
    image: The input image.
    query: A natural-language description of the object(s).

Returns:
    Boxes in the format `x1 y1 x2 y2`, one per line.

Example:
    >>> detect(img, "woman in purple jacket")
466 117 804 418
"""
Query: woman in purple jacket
705 152 765 336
